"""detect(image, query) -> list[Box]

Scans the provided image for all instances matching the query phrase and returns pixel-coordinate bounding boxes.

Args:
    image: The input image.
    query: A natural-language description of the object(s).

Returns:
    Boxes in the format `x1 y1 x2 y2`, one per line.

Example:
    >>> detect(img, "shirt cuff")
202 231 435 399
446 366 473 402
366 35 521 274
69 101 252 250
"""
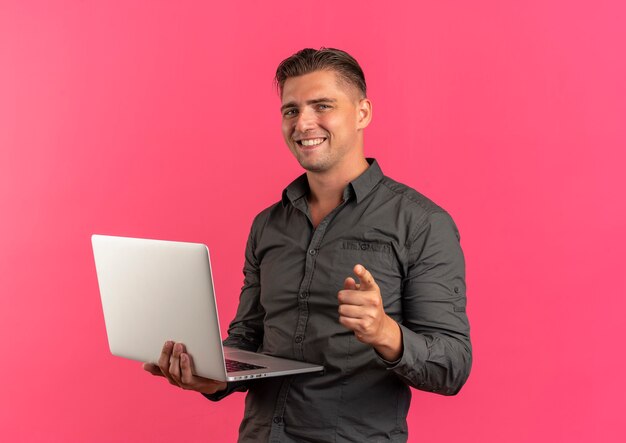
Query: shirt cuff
201 380 248 402
377 353 402 367
379 323 430 372
375 323 404 367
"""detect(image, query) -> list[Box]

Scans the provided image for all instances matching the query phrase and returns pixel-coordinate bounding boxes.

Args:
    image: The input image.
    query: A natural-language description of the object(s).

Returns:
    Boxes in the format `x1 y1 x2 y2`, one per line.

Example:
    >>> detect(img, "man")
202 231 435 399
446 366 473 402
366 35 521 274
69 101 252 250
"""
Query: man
144 48 472 442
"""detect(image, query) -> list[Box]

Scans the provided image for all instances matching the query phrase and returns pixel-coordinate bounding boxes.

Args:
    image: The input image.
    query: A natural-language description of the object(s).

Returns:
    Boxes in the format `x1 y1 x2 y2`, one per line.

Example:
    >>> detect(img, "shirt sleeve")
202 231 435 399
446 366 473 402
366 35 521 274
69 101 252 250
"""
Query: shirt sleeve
203 213 267 402
379 210 472 396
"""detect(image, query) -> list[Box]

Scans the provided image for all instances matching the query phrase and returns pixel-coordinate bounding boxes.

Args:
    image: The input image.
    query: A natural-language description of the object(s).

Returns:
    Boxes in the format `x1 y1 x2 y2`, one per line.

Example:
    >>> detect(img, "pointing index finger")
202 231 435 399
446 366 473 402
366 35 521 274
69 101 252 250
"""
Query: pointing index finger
354 264 377 290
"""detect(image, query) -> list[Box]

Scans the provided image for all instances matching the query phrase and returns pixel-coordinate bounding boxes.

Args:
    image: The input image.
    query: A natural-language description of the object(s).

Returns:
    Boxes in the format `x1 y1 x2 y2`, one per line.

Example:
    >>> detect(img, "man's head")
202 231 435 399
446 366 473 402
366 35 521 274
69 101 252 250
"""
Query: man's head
276 48 372 175
274 47 367 101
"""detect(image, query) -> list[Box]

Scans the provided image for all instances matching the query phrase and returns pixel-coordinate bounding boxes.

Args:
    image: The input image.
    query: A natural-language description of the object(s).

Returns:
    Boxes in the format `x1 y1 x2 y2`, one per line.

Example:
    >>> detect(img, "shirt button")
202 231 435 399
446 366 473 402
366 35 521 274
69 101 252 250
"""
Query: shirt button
308 249 317 255
299 291 308 299
273 417 282 424
360 243 368 250
454 287 460 293
295 336 303 343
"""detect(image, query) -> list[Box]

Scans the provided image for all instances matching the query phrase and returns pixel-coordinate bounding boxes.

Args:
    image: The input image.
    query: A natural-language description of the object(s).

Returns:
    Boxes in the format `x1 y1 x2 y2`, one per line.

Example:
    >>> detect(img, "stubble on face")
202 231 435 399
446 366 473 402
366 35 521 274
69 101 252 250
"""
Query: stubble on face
281 70 364 175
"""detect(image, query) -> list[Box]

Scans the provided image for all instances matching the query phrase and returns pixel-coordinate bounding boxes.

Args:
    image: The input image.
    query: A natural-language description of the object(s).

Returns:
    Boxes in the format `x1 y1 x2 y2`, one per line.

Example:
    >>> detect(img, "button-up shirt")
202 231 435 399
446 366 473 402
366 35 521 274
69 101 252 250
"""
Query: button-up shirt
205 159 472 442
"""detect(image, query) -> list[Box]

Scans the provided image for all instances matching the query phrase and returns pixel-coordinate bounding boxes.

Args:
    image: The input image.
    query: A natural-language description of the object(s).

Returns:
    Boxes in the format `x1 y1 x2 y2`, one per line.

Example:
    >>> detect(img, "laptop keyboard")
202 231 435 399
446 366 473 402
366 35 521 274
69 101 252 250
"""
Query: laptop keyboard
225 358 266 372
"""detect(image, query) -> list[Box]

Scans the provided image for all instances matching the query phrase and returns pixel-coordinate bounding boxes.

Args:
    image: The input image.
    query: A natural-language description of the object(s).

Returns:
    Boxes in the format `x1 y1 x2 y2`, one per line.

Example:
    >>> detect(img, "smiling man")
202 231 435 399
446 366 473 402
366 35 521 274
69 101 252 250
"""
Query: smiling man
144 48 472 442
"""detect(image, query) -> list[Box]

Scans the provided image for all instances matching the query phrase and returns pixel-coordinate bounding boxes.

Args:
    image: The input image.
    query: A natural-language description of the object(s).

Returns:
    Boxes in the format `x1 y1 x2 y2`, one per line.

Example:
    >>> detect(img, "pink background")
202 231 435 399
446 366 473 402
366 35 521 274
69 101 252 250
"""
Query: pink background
1 1 625 441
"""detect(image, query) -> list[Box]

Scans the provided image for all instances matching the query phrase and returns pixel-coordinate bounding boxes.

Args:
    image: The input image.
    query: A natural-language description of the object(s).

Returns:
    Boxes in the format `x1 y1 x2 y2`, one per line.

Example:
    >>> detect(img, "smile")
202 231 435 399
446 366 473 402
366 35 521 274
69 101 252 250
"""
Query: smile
297 138 326 147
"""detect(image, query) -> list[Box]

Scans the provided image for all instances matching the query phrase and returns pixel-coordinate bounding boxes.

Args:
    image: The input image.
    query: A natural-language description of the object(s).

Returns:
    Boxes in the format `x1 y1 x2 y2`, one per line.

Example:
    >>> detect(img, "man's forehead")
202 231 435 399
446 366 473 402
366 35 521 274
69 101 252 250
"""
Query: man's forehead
280 70 360 104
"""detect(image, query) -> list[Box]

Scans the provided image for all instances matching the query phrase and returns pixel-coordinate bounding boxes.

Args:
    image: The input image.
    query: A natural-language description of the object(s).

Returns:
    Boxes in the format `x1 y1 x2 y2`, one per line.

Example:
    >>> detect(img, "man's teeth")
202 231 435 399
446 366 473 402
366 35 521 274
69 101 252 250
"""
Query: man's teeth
300 138 325 147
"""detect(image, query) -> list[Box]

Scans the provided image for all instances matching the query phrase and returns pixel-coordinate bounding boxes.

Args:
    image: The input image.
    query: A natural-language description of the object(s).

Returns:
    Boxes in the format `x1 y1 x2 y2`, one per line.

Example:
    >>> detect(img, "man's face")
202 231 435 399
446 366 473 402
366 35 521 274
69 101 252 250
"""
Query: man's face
280 70 371 174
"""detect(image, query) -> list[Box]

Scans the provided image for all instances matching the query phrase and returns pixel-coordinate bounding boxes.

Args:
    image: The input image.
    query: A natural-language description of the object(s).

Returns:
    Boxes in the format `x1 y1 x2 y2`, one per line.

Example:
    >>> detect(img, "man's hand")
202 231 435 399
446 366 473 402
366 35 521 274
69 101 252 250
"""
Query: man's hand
143 341 228 395
338 264 403 362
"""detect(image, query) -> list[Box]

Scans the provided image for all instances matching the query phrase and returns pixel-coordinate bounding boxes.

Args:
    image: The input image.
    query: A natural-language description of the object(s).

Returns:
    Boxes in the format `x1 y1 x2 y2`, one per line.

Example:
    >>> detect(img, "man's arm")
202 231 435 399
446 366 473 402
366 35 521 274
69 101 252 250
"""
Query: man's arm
221 215 266 352
338 210 471 395
202 212 268 400
389 210 472 395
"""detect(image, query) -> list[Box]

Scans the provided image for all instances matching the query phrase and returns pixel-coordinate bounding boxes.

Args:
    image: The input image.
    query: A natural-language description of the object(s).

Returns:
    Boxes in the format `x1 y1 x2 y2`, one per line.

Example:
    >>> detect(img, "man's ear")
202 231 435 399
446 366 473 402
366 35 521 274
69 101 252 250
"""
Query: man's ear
356 98 373 130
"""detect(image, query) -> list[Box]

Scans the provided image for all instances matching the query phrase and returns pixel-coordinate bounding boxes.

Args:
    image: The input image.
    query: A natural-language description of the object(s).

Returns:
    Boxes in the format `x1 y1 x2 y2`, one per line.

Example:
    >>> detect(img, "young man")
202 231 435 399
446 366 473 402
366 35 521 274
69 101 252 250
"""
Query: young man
144 48 472 442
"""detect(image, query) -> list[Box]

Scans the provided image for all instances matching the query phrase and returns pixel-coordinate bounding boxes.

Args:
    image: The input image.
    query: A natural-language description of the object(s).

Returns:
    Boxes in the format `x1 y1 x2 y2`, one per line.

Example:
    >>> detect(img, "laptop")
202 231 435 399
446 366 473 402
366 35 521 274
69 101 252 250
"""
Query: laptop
91 234 324 382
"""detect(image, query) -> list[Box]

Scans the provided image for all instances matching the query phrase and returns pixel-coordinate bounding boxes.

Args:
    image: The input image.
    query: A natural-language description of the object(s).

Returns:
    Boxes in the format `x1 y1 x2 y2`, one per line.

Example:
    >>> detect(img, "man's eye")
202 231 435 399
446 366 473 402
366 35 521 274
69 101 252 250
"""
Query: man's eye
316 104 330 110
283 109 297 117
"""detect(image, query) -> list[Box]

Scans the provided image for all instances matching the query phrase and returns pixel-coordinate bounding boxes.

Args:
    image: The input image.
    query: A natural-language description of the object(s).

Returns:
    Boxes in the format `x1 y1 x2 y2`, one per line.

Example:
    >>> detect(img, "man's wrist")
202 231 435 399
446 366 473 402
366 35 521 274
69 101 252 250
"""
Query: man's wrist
373 316 403 361
201 381 228 395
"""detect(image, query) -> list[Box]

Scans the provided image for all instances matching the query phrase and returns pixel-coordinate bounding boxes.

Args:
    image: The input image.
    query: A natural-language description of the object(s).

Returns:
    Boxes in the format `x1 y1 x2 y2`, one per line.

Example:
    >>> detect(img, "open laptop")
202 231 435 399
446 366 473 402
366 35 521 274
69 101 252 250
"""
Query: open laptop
91 234 324 382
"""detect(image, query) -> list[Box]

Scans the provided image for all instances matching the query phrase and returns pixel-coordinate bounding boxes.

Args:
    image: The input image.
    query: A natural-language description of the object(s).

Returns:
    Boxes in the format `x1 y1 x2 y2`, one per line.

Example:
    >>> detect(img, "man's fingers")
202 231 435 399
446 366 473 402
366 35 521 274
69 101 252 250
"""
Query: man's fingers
354 264 378 291
343 277 356 290
338 266 385 344
338 303 364 319
169 342 185 383
157 341 178 384
338 289 366 306
147 341 223 393
180 353 229 394
180 353 196 386
158 341 174 371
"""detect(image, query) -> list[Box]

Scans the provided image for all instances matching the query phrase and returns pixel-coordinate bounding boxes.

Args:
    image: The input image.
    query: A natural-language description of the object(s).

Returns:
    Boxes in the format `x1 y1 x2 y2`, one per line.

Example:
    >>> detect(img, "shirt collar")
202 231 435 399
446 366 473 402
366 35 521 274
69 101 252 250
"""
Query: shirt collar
281 158 384 207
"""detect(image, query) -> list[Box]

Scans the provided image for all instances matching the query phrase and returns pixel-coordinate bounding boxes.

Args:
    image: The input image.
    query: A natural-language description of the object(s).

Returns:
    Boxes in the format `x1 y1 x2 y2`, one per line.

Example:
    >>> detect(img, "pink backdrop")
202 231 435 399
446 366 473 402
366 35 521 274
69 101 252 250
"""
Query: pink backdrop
1 1 625 441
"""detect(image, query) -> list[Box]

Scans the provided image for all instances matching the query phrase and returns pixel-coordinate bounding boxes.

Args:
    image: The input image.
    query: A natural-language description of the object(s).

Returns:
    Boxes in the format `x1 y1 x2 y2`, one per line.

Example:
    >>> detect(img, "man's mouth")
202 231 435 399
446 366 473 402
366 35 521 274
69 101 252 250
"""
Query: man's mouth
296 137 327 147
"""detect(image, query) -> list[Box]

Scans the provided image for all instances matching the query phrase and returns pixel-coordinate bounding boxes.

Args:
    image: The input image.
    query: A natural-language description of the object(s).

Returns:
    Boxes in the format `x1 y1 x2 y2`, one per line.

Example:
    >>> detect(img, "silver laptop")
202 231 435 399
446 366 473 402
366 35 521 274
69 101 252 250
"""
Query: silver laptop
91 234 324 382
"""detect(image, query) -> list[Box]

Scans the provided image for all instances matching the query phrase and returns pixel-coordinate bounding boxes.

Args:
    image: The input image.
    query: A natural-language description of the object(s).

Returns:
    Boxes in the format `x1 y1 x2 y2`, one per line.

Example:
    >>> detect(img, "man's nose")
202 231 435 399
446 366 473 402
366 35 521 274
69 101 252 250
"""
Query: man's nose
294 108 316 133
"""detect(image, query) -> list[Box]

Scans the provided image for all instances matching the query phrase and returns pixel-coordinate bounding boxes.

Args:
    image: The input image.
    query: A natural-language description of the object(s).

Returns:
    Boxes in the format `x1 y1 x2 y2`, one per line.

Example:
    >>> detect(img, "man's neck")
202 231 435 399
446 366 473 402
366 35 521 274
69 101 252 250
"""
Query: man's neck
306 157 369 208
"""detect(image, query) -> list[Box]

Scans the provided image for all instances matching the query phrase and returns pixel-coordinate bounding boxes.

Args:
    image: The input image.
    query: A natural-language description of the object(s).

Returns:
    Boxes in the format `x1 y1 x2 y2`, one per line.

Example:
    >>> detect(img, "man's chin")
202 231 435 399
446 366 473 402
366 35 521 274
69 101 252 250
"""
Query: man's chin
295 155 329 173
298 160 328 173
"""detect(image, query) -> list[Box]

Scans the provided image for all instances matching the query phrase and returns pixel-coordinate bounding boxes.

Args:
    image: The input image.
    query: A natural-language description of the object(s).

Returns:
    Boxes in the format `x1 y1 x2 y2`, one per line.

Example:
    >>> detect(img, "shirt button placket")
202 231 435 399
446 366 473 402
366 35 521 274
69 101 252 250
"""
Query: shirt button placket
294 222 327 360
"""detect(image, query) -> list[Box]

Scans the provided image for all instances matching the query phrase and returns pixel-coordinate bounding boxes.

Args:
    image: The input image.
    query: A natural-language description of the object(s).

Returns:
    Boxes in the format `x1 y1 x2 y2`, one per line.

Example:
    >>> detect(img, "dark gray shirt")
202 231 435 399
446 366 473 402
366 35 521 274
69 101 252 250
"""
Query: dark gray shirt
206 159 472 442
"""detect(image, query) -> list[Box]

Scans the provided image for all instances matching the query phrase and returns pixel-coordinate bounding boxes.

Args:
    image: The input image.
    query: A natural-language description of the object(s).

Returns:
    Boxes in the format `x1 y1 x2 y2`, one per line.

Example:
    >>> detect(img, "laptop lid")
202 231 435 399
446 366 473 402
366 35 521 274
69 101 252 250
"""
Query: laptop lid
91 234 323 382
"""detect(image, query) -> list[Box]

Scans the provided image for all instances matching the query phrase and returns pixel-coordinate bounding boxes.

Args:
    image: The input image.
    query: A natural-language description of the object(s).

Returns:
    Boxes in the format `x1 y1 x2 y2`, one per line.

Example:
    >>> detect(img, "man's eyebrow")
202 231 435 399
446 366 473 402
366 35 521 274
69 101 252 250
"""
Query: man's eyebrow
280 97 337 112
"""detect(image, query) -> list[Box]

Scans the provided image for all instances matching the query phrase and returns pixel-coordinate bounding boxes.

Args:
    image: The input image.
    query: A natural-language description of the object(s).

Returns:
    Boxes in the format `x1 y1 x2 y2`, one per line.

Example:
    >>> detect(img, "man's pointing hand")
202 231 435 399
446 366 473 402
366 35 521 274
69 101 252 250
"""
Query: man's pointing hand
337 264 403 361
